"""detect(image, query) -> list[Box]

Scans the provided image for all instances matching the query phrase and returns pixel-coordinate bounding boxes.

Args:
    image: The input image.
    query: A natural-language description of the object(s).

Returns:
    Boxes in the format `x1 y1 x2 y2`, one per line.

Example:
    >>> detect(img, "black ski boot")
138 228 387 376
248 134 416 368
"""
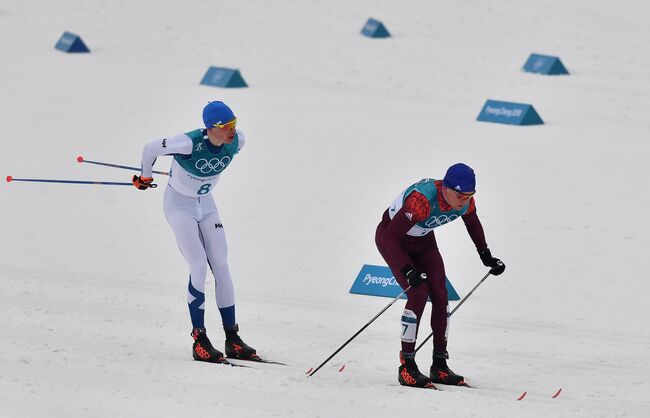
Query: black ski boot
430 351 467 386
398 351 435 389
224 325 259 360
191 328 226 363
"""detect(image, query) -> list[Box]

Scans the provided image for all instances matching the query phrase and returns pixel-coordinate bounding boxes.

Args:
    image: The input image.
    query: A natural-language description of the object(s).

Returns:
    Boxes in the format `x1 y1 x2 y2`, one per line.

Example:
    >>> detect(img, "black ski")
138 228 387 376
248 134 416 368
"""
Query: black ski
431 381 473 388
228 356 287 366
390 383 439 390
204 358 252 368
225 361 252 368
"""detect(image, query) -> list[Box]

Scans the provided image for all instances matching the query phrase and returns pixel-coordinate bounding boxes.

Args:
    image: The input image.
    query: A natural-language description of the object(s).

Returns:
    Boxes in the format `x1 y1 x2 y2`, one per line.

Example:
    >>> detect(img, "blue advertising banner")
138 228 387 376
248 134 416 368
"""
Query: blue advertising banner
349 264 460 301
477 99 544 126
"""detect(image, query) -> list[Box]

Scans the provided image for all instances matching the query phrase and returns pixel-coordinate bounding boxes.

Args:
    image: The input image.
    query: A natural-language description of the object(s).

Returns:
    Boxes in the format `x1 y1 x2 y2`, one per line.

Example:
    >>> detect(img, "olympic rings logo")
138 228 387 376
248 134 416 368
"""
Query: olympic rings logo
195 157 231 174
424 214 458 227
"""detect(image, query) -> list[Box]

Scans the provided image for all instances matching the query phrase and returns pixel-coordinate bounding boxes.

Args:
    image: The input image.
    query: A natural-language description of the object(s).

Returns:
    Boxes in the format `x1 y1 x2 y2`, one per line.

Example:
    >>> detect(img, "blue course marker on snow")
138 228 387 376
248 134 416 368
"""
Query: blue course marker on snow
349 264 459 301
361 18 391 38
522 53 569 75
55 31 90 53
477 99 544 126
200 66 248 88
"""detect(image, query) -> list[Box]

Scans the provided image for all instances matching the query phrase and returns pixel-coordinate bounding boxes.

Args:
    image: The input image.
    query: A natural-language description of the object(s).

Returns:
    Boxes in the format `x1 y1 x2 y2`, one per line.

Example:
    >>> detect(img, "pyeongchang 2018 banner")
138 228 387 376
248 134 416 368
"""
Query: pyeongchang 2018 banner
349 264 459 301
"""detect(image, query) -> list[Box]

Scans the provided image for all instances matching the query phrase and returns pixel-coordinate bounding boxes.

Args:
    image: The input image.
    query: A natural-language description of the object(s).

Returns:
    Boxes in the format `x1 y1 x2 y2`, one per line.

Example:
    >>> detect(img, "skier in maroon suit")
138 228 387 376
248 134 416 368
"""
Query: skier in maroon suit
375 163 505 388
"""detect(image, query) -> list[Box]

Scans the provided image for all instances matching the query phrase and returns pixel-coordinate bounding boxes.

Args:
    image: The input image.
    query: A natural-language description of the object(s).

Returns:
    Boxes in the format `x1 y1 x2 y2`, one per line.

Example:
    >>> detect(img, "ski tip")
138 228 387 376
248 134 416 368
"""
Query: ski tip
552 388 562 398
305 367 313 375
6 175 12 183
76 155 84 163
516 391 527 401
338 364 346 372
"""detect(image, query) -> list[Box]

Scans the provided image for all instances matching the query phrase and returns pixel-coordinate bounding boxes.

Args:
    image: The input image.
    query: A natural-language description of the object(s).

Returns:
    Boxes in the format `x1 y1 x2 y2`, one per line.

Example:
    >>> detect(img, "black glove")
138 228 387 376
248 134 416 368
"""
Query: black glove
401 266 427 288
479 248 505 275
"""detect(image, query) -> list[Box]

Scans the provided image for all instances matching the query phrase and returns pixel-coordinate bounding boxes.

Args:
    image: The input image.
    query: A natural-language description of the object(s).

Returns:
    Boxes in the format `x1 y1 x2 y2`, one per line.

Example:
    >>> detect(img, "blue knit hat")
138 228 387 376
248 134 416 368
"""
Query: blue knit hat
202 101 235 128
443 163 476 193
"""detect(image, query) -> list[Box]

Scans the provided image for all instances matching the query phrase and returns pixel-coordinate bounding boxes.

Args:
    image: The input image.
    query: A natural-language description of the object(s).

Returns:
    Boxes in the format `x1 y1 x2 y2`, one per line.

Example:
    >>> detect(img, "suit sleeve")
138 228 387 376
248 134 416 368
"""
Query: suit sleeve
381 191 430 272
236 129 245 152
461 198 488 252
140 134 193 178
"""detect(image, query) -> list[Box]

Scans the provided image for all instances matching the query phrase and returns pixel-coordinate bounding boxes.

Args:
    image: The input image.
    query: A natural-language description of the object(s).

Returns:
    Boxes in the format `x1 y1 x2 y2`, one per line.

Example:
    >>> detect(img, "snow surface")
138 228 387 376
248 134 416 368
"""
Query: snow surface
1 0 650 417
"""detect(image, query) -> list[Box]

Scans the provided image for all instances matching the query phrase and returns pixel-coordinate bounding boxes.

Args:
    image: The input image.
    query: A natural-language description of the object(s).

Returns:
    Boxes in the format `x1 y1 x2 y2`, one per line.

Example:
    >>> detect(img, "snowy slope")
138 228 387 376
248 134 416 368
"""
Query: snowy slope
1 0 649 417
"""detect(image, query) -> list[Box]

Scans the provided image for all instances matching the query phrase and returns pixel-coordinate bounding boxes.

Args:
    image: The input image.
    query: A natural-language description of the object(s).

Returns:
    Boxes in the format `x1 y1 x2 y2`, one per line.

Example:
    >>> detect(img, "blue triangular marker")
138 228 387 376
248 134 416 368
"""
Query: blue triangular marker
361 18 391 38
55 31 90 53
349 264 460 301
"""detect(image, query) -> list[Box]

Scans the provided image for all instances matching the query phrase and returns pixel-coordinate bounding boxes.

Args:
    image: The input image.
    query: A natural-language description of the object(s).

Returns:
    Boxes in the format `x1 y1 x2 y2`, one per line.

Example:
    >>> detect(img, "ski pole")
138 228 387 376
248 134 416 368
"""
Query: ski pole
414 270 492 354
308 285 411 378
6 175 141 187
77 155 169 176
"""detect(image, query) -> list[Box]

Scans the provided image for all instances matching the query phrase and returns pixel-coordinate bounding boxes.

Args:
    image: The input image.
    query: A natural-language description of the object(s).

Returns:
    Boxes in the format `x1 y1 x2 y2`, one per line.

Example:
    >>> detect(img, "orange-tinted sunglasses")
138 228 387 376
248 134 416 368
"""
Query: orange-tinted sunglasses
454 189 475 199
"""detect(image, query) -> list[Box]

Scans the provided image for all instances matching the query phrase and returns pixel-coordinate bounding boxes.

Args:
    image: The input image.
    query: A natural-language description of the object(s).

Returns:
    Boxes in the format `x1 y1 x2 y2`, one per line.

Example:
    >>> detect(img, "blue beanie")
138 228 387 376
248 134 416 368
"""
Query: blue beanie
202 101 235 128
443 163 476 193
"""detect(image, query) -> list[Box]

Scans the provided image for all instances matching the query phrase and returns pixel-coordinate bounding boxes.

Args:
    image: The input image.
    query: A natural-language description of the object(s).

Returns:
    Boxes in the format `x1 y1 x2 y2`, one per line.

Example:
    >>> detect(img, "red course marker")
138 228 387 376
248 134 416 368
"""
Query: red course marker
552 388 562 398
338 364 346 372
305 367 313 375
516 391 527 401
77 155 84 163
6 175 12 182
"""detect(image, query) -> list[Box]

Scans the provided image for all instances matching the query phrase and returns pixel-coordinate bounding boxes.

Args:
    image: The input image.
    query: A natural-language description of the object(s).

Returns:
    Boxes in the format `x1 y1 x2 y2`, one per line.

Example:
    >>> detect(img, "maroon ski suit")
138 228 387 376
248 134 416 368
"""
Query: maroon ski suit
375 181 488 355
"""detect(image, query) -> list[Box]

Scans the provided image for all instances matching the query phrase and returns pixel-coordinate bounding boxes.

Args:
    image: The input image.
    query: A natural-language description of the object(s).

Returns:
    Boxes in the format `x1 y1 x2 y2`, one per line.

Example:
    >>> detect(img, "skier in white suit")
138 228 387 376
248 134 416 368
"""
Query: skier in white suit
133 101 258 364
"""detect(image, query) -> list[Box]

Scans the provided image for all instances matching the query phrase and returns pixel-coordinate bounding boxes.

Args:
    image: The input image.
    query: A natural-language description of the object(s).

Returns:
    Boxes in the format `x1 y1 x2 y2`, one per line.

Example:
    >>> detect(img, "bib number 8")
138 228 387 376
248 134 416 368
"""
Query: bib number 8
197 183 212 195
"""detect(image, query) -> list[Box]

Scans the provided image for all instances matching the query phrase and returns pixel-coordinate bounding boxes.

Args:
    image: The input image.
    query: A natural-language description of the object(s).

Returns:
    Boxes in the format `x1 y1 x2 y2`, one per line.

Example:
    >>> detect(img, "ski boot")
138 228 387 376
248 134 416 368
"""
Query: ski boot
398 351 435 389
191 328 226 363
224 324 259 360
430 351 467 386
